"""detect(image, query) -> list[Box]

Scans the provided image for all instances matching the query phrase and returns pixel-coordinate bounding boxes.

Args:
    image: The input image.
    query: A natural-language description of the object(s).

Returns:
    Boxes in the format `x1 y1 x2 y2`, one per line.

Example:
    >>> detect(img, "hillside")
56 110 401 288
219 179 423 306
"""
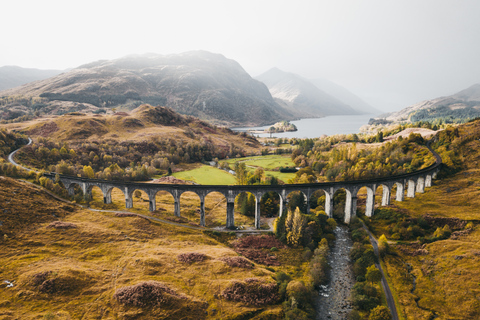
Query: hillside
371 83 480 125
6 105 262 182
363 119 480 319
0 66 64 91
15 105 260 149
0 51 292 126
0 176 293 319
255 68 358 118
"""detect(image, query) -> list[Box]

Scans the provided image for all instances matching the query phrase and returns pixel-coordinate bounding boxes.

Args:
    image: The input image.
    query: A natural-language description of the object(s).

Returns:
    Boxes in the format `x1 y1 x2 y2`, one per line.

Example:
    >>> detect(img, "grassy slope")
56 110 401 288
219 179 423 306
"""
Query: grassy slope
225 155 296 182
5 105 261 155
369 120 480 319
0 176 302 319
173 165 237 185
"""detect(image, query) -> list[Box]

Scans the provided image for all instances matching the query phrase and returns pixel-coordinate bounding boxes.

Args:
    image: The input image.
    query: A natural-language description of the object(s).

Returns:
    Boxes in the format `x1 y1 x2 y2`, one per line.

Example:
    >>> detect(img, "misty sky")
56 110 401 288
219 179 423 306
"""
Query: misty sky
1 0 479 112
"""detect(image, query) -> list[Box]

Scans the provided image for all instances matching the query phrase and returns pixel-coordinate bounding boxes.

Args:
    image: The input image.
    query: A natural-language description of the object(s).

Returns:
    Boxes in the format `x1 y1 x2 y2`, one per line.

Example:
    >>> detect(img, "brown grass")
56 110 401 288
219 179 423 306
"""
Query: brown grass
376 121 480 319
221 278 279 306
0 177 287 319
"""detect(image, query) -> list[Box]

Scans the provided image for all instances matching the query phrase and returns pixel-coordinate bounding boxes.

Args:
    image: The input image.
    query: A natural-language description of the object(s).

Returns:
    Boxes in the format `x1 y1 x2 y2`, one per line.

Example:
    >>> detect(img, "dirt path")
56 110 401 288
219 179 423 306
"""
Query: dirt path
362 222 399 320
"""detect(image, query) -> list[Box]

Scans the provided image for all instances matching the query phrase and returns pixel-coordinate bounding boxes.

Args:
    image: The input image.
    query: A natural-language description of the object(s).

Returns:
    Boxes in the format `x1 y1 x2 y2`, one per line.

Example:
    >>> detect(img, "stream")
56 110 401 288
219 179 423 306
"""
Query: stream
315 225 355 320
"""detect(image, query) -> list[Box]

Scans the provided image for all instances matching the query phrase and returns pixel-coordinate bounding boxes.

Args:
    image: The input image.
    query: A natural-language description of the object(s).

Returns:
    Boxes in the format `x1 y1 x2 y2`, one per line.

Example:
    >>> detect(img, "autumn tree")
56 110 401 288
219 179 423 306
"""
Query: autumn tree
83 165 95 179
368 305 392 320
286 207 307 247
378 234 389 256
234 162 248 185
365 265 382 285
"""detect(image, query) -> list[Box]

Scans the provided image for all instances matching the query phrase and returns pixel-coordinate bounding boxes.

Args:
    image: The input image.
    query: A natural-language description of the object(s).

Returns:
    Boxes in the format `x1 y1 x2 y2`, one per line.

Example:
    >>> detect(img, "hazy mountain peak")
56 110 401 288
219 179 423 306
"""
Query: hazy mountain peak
256 68 358 117
0 51 293 126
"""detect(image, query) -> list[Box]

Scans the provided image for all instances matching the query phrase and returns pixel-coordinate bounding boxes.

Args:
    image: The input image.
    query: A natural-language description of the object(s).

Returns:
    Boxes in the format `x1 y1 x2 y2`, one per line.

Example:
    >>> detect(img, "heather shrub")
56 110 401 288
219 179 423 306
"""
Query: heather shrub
30 270 91 295
233 235 284 266
219 256 254 269
286 280 310 307
115 212 138 217
236 248 281 266
46 221 77 229
177 252 208 263
221 278 278 306
234 235 284 250
114 281 184 307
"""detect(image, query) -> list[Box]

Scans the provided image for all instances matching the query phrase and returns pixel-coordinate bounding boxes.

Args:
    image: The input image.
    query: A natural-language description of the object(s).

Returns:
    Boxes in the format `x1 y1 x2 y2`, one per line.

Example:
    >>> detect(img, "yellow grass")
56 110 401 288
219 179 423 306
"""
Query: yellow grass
0 177 289 319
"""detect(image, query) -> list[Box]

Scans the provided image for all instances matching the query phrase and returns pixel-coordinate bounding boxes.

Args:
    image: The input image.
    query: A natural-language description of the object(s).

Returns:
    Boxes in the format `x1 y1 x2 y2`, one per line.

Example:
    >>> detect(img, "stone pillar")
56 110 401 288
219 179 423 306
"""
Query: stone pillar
148 192 156 211
199 196 205 227
226 201 235 229
82 183 92 201
416 177 425 193
345 191 357 224
425 175 432 188
325 191 334 218
255 196 261 229
381 186 391 206
407 180 416 198
396 182 404 201
280 198 287 218
174 195 181 217
125 188 133 209
103 187 112 204
365 187 375 217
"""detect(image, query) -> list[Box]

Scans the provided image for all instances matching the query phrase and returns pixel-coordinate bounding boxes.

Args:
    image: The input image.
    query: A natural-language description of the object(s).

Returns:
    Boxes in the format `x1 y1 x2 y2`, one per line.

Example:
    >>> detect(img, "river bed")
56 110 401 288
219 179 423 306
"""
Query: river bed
315 225 355 320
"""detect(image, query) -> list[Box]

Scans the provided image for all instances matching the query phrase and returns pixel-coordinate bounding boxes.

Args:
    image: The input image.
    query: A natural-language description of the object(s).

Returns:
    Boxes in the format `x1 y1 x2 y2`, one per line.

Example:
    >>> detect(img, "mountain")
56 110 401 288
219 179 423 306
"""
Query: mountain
0 51 292 126
309 78 379 115
0 66 64 91
255 68 359 118
372 83 480 124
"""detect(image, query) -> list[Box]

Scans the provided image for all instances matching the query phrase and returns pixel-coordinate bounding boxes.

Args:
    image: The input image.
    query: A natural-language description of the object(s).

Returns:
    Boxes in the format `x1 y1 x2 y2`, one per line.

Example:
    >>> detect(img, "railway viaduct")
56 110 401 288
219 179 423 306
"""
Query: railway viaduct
44 150 441 229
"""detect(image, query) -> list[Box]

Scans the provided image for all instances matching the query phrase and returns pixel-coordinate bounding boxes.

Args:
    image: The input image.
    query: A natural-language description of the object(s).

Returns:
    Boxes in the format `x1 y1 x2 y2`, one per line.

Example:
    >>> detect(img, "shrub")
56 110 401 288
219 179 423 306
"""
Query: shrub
115 212 138 217
286 280 310 307
236 248 281 266
368 305 392 320
177 252 208 263
221 278 278 306
219 256 253 269
46 221 77 229
114 281 184 307
234 235 284 250
31 270 90 295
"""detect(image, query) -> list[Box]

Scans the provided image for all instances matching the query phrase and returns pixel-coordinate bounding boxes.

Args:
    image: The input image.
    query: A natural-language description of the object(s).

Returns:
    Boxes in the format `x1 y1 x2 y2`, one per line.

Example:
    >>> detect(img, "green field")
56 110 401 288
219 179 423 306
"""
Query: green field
225 154 295 170
225 154 296 183
172 165 236 185
172 155 297 185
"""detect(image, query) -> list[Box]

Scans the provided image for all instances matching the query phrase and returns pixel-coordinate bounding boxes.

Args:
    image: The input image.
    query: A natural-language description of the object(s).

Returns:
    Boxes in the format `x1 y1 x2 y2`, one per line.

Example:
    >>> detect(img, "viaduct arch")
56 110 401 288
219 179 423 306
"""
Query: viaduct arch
44 149 441 229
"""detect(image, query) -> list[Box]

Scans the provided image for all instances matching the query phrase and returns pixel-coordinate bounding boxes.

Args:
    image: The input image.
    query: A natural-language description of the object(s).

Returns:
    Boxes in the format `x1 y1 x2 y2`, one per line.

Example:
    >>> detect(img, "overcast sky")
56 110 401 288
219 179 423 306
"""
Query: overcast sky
1 0 479 112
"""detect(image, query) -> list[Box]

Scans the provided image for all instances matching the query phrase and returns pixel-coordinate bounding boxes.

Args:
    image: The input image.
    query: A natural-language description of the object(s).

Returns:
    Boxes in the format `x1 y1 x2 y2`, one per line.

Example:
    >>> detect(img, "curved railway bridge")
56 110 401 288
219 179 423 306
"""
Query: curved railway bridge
44 148 441 229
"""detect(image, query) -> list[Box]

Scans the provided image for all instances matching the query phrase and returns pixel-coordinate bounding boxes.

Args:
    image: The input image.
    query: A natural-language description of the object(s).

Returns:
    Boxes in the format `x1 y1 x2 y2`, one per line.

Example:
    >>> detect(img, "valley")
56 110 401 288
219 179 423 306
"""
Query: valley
1 98 480 319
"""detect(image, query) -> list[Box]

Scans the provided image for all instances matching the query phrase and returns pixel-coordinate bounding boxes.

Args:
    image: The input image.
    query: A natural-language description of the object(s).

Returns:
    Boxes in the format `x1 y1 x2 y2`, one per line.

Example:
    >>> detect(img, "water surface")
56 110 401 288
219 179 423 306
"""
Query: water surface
232 114 375 139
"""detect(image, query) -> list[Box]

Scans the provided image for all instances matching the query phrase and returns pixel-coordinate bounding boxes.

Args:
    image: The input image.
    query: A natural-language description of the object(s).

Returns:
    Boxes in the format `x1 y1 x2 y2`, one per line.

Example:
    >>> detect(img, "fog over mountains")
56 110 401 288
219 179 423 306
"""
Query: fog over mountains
373 83 480 124
4 50 478 127
0 66 64 91
255 68 377 118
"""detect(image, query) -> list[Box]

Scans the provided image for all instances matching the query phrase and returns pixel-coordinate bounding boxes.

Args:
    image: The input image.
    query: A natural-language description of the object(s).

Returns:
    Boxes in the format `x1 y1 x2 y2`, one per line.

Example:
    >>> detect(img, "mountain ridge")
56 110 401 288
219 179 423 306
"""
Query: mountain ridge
371 83 480 124
0 66 64 91
255 67 359 118
0 51 294 127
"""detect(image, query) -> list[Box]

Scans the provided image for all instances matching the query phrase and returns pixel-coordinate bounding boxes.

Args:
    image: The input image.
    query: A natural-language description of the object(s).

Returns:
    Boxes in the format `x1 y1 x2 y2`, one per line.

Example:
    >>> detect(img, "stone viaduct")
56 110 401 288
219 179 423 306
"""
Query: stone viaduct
44 148 441 229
